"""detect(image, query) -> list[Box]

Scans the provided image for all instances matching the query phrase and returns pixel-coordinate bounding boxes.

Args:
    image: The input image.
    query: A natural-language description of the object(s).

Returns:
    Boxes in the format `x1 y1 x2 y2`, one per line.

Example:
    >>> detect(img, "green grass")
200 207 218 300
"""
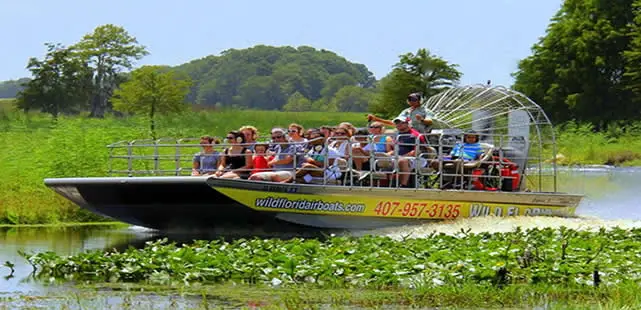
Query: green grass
554 121 641 166
0 108 366 224
0 98 15 111
14 227 641 308
1 108 640 225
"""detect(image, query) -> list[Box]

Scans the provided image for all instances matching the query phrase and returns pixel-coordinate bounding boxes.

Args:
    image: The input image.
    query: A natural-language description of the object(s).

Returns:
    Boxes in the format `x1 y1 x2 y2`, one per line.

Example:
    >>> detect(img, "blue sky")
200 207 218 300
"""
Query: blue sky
0 0 561 86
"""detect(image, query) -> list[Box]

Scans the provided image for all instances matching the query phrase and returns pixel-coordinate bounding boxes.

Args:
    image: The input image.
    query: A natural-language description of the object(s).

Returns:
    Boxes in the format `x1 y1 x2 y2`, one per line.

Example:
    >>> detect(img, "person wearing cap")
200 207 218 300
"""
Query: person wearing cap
367 92 435 133
249 127 300 183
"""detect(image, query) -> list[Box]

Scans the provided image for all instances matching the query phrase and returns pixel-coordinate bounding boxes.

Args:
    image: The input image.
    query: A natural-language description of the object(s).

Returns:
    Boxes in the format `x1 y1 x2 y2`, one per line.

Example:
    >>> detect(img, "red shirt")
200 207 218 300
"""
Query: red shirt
251 155 269 175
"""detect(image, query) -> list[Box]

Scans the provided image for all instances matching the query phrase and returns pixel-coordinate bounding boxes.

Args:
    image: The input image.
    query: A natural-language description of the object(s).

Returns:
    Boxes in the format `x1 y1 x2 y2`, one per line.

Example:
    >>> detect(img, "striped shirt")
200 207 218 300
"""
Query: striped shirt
450 143 484 161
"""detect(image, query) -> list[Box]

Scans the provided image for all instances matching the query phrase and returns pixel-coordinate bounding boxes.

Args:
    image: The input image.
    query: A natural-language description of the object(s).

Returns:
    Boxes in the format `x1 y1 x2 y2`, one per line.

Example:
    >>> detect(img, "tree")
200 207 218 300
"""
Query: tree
15 43 93 118
370 48 461 117
111 66 192 139
72 24 149 118
331 86 374 112
512 0 638 129
282 92 313 111
623 0 641 121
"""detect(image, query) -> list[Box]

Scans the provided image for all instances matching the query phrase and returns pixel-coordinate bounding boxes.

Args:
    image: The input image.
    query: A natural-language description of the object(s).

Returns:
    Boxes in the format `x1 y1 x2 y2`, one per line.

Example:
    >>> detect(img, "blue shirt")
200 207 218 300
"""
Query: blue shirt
193 151 220 173
450 143 484 161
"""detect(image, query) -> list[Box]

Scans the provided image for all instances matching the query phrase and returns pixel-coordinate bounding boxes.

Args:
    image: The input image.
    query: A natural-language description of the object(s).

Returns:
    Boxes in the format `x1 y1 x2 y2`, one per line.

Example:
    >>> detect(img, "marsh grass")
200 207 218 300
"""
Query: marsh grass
554 121 641 166
0 109 365 224
8 259 641 308
1 107 640 224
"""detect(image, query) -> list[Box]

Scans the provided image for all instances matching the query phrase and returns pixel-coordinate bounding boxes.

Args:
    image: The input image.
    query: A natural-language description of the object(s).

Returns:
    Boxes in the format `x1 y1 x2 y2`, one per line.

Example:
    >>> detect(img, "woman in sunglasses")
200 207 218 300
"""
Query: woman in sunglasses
214 130 253 179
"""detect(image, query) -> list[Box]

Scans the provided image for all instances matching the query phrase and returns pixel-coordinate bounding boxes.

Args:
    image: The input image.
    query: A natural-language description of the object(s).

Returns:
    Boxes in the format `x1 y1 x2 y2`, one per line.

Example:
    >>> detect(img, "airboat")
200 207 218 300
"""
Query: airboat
44 84 583 234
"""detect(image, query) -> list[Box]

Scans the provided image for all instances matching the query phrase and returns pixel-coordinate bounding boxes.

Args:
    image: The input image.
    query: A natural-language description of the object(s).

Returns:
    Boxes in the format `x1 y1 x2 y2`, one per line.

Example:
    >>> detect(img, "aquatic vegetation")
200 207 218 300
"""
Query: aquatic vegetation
19 227 641 290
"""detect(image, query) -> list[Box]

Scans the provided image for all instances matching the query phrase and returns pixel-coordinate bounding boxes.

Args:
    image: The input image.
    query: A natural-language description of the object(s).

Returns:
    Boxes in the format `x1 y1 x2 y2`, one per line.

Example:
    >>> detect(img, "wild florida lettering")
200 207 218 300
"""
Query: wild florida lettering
254 197 365 213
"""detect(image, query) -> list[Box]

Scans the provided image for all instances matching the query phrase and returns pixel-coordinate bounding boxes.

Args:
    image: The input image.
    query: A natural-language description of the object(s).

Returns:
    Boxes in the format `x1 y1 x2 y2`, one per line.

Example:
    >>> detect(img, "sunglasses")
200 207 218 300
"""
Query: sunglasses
288 129 298 133
271 135 284 139
334 132 347 136
407 97 419 102
368 125 381 129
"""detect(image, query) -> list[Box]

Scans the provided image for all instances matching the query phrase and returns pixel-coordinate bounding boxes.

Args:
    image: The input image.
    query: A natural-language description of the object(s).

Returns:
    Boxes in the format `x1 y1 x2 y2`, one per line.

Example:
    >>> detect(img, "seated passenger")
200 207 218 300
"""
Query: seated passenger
250 142 270 176
319 125 335 138
351 122 393 171
303 127 323 152
249 128 296 183
214 131 253 179
446 131 484 161
385 117 422 187
327 126 352 159
191 135 221 176
338 122 356 137
239 125 258 151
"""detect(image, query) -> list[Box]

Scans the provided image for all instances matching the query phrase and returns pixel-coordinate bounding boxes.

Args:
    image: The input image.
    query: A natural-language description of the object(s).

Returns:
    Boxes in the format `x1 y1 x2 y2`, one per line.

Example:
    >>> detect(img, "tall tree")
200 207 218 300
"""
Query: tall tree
72 24 149 118
111 66 192 139
370 48 462 117
513 0 637 129
15 43 93 118
623 0 641 121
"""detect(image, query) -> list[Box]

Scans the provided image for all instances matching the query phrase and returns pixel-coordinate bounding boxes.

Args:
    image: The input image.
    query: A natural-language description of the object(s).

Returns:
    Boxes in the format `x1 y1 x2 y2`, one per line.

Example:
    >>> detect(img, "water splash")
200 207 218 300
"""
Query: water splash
359 215 641 240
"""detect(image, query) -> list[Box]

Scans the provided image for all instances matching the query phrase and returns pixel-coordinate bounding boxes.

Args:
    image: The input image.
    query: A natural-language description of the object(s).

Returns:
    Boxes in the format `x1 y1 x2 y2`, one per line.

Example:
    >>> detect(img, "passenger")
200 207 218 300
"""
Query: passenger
287 123 308 160
249 128 296 183
338 122 356 136
295 133 329 182
303 128 323 152
214 130 253 179
191 135 221 176
239 125 258 151
367 92 435 134
250 142 270 175
387 117 422 188
351 122 393 171
328 127 352 159
320 125 335 138
447 131 484 161
351 127 369 148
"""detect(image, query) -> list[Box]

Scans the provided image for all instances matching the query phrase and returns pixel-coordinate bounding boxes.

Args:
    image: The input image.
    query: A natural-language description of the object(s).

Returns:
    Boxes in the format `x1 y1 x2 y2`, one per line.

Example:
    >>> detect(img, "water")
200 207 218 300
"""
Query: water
1 167 640 307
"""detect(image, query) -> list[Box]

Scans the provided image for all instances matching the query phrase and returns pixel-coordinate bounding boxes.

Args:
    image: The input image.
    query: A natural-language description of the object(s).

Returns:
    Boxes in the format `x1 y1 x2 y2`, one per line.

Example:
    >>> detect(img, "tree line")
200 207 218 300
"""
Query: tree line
512 0 641 130
8 24 460 122
7 0 641 131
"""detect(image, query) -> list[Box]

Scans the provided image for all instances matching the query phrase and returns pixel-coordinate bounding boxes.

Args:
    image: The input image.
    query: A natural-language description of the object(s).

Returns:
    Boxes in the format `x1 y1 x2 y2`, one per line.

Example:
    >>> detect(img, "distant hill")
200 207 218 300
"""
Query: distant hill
0 78 29 98
0 45 378 112
172 45 377 111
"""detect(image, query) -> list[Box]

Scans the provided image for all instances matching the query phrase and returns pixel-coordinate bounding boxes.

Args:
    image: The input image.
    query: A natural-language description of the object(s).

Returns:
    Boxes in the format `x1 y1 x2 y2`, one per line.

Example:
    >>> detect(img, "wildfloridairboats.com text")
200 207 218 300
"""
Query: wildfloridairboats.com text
254 197 366 213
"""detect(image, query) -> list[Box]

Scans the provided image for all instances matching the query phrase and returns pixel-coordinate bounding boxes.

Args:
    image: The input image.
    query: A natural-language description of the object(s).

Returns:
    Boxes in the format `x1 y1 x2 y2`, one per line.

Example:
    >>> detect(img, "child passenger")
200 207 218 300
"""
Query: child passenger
251 143 270 175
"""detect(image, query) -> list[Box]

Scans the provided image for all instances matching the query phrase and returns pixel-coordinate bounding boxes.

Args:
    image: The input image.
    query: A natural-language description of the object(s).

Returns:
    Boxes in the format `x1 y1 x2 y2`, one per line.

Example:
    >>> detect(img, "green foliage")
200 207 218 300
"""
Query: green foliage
513 0 641 128
370 48 462 118
112 66 192 139
15 43 93 117
21 227 641 292
554 121 641 165
0 109 365 224
71 24 149 118
173 45 376 112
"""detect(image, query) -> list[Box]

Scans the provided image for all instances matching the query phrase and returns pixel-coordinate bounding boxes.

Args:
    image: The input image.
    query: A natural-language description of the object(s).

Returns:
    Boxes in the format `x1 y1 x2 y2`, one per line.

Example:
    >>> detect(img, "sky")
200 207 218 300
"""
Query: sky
0 0 561 86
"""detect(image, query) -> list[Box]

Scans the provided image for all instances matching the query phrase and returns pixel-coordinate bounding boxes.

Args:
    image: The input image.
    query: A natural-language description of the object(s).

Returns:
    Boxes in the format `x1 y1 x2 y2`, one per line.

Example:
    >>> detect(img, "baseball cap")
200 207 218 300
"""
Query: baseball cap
407 93 421 101
393 116 410 123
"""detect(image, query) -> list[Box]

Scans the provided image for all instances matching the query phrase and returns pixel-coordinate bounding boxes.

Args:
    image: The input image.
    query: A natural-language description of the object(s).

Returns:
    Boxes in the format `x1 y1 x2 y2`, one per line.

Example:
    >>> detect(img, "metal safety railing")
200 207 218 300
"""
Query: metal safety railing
106 132 557 193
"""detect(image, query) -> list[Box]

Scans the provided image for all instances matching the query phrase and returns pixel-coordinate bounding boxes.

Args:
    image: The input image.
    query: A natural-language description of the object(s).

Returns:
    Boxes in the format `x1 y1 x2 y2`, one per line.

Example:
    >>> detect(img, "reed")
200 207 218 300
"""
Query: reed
0 109 366 224
1 108 639 224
